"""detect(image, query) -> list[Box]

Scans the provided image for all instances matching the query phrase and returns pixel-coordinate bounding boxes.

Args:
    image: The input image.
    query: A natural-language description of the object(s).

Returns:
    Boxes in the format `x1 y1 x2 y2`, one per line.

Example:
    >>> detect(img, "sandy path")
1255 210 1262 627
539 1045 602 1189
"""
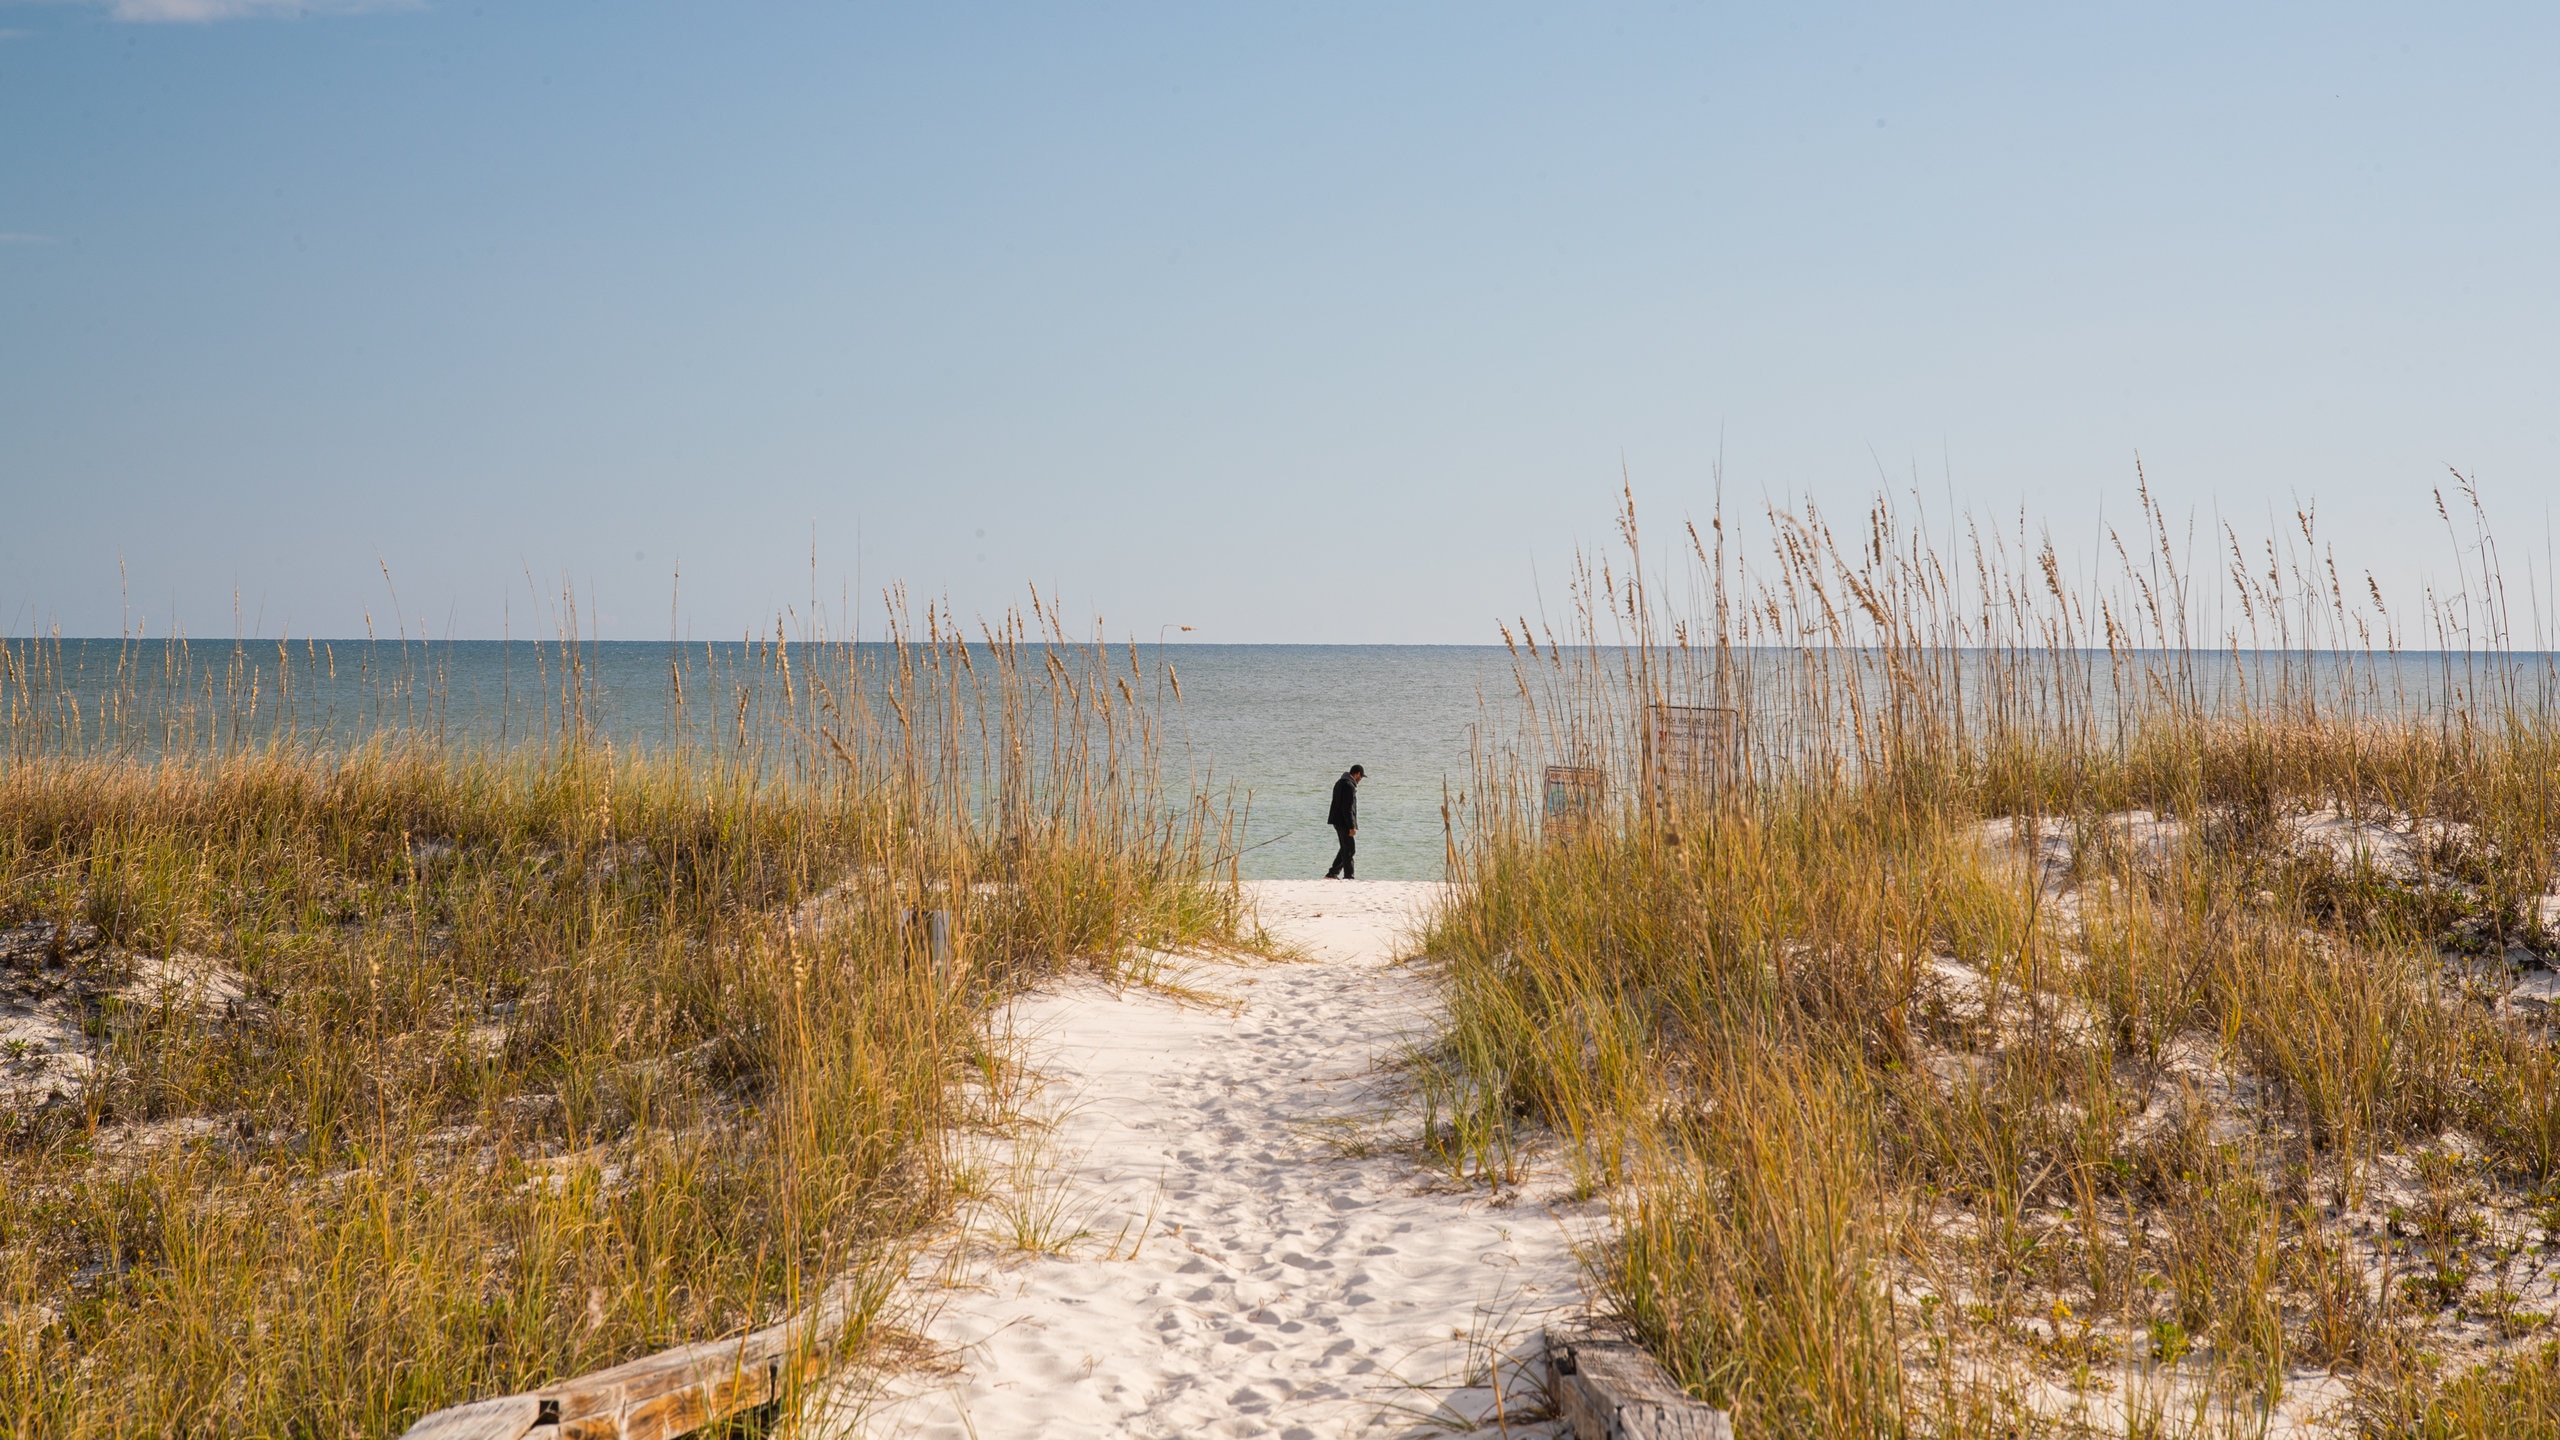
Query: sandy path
838 880 1593 1439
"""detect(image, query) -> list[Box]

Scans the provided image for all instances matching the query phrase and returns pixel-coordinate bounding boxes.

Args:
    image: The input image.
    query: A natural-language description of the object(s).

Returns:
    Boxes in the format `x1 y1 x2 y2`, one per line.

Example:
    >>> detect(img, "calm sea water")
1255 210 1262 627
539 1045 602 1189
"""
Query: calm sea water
1157 646 1513 881
9 640 2556 882
0 640 1515 882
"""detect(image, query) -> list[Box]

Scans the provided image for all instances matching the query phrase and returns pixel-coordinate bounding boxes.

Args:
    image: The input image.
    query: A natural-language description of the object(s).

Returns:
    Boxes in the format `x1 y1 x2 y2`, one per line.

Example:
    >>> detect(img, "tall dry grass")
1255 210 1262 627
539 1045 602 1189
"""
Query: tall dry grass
1429 483 2560 1436
0 598 1239 1437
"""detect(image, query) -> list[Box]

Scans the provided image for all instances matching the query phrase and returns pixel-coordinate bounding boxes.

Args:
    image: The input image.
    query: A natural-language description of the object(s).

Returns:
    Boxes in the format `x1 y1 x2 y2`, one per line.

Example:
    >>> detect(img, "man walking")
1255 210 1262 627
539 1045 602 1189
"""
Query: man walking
1324 764 1364 879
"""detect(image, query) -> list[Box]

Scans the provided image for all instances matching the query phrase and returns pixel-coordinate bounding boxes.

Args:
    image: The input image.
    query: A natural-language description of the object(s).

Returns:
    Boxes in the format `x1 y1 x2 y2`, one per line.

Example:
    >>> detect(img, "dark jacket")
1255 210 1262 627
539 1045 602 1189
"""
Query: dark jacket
1326 772 1359 829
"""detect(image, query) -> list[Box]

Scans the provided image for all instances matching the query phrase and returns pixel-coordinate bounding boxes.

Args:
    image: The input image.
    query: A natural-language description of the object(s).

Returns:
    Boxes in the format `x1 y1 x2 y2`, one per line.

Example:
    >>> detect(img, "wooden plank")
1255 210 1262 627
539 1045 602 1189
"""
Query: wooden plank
396 1394 542 1440
550 1330 791 1440
1546 1328 1734 1440
402 1286 853 1440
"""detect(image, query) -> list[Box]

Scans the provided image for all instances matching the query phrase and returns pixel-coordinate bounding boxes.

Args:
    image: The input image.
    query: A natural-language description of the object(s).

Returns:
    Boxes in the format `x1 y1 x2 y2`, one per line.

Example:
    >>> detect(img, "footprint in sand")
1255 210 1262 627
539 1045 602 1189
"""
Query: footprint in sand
832 880 1599 1439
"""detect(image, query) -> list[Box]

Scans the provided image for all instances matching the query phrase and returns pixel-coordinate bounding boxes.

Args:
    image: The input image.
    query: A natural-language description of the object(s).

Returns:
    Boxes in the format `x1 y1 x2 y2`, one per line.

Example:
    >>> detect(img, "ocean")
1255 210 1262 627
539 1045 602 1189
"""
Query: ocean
0 640 1518 882
8 638 2555 882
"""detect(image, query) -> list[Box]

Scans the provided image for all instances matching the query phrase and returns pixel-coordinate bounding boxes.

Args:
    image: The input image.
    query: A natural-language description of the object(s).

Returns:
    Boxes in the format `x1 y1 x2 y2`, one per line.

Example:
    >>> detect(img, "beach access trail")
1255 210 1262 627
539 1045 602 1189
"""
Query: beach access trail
842 880 1595 1439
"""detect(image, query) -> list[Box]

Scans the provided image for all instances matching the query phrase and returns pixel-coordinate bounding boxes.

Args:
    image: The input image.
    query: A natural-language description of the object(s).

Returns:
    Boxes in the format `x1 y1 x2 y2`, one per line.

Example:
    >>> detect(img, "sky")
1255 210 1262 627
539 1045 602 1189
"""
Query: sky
2 2 2556 644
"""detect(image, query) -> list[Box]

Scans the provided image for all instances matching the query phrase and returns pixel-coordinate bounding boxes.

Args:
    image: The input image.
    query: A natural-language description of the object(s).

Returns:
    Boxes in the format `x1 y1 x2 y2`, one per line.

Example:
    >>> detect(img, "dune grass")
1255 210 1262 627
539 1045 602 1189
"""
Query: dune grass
0 608 1240 1436
1426 485 2560 1436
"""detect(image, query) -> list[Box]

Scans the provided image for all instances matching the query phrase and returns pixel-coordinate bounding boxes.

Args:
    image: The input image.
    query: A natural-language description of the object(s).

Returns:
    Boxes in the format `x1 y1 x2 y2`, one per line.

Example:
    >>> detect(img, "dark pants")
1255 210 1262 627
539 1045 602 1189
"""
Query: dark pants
1325 825 1356 879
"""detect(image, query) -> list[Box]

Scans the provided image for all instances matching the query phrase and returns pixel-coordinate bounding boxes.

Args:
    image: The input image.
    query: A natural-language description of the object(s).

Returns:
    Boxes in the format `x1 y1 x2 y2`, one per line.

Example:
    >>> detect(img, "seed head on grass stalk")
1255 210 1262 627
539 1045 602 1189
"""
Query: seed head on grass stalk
1429 482 2560 1434
0 588 1240 1437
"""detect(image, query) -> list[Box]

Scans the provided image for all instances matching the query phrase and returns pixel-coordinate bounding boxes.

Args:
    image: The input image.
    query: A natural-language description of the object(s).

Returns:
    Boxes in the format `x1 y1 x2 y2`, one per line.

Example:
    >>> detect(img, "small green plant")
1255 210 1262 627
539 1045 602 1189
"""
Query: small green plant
2404 1261 2475 1313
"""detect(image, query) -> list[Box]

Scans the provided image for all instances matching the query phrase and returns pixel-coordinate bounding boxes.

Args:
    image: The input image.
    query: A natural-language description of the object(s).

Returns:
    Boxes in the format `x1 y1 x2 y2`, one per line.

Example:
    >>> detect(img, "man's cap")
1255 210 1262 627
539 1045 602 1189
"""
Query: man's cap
1348 764 1365 775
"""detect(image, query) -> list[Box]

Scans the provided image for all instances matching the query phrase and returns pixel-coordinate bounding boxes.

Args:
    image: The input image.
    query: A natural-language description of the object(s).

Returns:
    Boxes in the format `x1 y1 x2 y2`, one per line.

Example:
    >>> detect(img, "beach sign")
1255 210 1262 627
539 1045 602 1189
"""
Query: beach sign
1543 764 1605 838
1642 703 1741 811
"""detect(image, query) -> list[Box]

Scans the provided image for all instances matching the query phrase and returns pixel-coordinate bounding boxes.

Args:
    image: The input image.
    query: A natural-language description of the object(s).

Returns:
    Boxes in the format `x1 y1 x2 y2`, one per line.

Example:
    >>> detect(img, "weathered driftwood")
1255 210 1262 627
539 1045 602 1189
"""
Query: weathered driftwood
397 1287 853 1440
399 1396 543 1440
1546 1327 1734 1440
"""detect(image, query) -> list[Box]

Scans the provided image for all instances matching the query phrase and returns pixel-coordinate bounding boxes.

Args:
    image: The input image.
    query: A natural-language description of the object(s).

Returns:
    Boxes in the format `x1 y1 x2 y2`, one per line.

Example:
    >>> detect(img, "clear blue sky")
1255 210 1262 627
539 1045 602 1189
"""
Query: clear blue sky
3 2 2555 642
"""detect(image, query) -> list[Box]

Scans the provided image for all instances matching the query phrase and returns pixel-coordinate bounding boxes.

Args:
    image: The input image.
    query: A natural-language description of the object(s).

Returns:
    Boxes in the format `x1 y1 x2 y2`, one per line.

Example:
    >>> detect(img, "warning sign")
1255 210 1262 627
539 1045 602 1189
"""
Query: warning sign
1642 704 1741 809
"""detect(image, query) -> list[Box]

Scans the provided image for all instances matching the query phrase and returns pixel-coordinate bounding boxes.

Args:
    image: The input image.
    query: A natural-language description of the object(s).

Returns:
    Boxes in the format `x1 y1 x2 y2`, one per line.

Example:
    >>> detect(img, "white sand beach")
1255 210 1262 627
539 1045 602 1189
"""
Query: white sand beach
840 879 1597 1439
